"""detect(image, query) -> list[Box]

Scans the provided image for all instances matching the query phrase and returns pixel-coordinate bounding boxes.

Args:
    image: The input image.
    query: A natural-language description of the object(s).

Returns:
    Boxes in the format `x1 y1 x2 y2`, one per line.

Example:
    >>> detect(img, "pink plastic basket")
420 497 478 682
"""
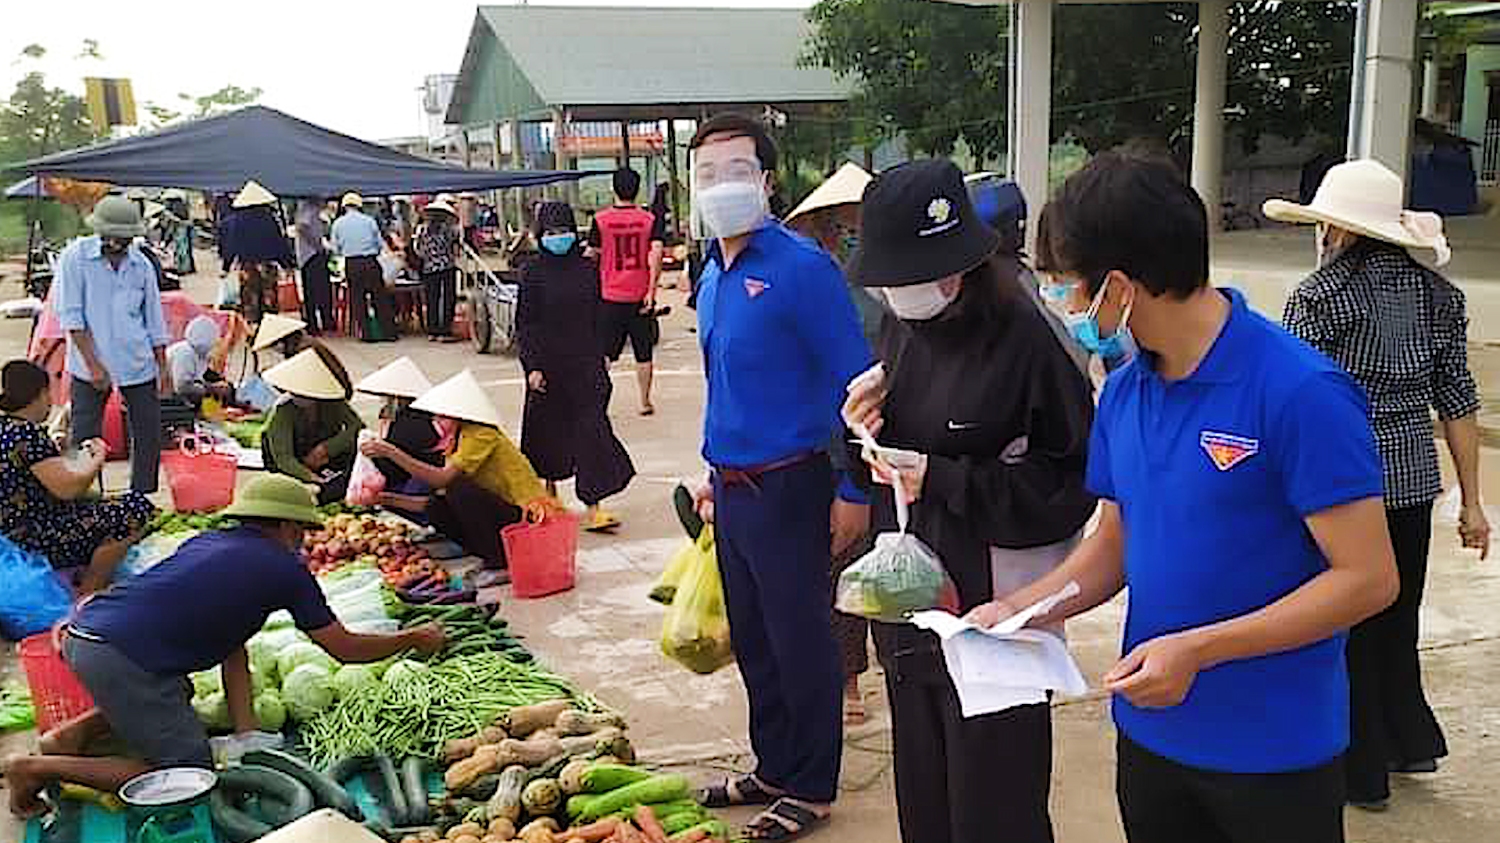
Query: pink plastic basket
162 437 238 513
19 633 95 733
502 512 580 598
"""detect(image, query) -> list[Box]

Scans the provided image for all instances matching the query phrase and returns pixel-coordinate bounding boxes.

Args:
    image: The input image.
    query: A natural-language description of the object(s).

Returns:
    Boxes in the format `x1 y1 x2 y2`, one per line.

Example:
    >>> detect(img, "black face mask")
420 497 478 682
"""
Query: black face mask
101 238 131 256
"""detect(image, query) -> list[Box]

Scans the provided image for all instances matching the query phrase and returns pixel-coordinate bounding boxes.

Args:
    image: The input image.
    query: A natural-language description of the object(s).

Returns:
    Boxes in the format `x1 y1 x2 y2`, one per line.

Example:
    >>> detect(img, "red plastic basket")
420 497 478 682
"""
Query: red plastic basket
162 437 238 513
502 512 580 599
19 633 95 733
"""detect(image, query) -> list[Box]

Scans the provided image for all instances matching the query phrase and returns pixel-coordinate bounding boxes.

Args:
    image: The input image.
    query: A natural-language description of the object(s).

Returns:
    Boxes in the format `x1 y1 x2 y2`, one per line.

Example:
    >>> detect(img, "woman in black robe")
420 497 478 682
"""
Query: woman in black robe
517 202 635 533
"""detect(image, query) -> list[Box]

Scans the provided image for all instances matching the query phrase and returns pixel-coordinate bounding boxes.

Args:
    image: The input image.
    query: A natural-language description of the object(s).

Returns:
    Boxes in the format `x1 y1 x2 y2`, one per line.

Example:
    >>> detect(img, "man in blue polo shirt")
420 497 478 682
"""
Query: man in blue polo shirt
687 113 873 841
967 153 1399 842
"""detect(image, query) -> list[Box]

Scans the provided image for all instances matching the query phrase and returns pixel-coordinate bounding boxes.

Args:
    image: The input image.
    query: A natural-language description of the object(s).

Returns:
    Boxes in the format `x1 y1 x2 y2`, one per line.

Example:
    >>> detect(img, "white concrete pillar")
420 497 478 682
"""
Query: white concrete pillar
1421 58 1439 119
1360 0 1419 186
1013 0 1054 251
1192 0 1229 232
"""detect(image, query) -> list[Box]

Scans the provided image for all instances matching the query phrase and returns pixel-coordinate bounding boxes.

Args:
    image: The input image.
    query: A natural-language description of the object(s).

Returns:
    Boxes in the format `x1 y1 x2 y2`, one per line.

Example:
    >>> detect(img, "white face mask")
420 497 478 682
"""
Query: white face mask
695 181 768 239
883 281 958 321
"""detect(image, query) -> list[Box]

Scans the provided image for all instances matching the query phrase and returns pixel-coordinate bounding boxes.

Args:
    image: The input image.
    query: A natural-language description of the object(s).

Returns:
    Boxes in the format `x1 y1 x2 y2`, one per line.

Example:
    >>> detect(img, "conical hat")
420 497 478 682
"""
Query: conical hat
355 357 433 399
263 348 346 400
233 180 278 209
411 369 499 428
787 163 873 223
251 314 307 351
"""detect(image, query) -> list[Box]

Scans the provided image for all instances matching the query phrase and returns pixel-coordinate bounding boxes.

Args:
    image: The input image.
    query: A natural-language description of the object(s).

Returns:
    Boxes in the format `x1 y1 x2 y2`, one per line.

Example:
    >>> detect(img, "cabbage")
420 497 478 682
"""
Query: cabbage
250 667 272 697
276 642 337 678
331 664 378 700
254 692 287 731
246 636 280 682
256 626 307 654
191 692 230 731
190 670 222 698
381 659 428 688
281 664 335 721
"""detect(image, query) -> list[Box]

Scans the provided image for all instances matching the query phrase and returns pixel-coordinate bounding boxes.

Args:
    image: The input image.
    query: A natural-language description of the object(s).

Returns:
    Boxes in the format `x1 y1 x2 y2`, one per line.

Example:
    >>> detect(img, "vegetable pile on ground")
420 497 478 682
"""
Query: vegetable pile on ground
225 418 267 449
211 748 353 842
146 510 239 536
305 513 432 580
424 701 726 843
403 603 533 663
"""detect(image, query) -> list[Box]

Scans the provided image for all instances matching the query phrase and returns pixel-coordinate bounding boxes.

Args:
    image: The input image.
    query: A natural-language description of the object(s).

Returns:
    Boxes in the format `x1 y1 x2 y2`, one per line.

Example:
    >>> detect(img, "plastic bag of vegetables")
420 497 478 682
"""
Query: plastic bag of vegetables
658 530 734 674
649 527 711 606
344 431 387 507
835 530 958 622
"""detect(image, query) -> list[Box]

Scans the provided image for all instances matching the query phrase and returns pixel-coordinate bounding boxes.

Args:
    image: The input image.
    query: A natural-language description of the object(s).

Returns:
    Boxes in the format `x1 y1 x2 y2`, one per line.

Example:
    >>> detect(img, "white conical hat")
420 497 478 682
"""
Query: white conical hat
411 369 499 428
251 314 307 351
263 348 346 400
1263 159 1451 266
233 180 278 209
355 357 433 399
787 163 873 223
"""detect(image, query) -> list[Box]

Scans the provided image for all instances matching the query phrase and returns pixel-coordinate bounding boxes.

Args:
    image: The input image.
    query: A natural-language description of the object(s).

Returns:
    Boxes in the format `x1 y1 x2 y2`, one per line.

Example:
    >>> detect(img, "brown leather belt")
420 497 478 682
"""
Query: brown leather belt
715 451 818 489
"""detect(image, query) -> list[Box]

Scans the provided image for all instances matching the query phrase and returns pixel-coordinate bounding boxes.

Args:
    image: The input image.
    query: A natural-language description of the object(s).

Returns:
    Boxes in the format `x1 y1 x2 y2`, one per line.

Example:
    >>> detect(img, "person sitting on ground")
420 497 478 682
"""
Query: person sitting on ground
2 474 445 819
166 316 233 409
0 360 156 596
353 357 442 498
362 370 555 579
261 346 363 505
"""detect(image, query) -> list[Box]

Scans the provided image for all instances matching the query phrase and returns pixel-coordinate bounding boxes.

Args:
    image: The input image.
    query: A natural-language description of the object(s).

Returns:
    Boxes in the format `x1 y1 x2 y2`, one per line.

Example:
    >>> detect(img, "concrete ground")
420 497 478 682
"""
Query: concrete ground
1 227 1499 842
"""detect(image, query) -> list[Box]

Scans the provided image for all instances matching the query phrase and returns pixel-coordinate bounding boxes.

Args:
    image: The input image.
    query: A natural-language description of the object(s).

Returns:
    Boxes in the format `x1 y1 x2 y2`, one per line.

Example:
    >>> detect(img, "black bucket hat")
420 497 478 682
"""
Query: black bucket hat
534 201 577 235
847 159 1000 288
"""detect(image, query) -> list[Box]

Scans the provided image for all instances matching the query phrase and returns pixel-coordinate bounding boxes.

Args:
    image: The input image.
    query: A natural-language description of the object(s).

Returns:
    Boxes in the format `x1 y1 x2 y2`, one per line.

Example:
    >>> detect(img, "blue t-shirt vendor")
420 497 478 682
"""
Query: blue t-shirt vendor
966 153 1400 843
3 475 445 819
687 114 873 842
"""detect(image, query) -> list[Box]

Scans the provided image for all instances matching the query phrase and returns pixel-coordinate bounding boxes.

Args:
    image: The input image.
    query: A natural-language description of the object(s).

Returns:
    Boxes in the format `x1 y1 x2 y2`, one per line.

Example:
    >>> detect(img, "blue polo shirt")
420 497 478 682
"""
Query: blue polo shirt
697 223 873 497
1089 288 1383 774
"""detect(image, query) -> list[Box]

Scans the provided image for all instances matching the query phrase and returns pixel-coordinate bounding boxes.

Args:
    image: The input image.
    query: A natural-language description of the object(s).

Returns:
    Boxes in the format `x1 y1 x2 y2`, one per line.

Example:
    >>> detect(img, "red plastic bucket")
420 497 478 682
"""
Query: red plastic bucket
102 389 128 460
19 633 96 733
162 437 238 513
502 512 579 598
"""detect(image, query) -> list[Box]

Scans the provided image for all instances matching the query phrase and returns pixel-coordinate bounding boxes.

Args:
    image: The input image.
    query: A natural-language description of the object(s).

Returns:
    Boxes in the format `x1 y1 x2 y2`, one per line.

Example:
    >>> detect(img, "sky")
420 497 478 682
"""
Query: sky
3 0 813 143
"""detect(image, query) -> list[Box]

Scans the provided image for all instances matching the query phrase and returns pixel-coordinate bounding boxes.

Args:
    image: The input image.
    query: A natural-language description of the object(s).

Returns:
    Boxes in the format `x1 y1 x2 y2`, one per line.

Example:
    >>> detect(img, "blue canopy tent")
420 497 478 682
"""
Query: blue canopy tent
4 176 52 200
17 106 586 197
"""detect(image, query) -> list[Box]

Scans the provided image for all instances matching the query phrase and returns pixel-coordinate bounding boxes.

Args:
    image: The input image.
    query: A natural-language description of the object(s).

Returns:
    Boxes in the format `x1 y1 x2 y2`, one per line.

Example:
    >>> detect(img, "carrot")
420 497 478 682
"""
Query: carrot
563 818 620 843
616 822 647 843
633 806 668 843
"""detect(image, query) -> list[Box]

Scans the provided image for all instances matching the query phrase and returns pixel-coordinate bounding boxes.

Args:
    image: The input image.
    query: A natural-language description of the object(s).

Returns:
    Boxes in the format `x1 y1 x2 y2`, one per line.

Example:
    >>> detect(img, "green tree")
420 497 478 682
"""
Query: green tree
0 45 101 167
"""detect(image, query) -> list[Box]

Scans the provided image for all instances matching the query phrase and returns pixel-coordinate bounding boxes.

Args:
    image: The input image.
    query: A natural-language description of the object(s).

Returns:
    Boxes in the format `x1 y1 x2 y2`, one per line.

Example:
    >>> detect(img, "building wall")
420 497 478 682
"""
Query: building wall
1462 45 1500 149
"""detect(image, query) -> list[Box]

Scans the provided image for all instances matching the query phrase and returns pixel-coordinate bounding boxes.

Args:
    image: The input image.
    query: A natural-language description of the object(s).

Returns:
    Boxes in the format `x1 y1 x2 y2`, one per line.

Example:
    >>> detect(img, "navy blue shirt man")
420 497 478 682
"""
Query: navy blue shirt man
968 153 1399 843
688 114 872 840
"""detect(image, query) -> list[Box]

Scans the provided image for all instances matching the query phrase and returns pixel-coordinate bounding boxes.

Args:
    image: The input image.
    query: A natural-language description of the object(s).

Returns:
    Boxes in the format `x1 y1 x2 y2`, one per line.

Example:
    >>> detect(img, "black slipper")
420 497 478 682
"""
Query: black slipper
698 775 780 808
744 798 827 841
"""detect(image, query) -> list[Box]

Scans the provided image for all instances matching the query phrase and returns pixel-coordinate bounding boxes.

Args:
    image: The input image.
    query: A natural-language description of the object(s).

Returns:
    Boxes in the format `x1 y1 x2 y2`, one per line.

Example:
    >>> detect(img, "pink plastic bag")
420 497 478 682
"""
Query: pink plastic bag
345 431 386 507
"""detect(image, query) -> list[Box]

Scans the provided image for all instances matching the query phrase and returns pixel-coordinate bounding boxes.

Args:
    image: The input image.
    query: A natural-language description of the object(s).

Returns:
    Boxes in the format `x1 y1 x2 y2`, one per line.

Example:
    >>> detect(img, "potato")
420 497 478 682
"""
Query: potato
453 836 482 843
448 823 485 840
488 818 517 840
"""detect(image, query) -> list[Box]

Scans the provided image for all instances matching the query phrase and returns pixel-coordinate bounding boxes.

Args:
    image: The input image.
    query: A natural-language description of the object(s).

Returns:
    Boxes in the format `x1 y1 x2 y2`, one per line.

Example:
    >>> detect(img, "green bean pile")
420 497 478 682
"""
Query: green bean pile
300 652 600 766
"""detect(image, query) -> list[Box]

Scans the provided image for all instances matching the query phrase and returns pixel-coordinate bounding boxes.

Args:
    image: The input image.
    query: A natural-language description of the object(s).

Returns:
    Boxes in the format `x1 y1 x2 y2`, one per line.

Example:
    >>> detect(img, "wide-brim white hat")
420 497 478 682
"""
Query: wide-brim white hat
425 198 457 217
251 313 307 351
411 369 499 428
1263 159 1451 266
355 357 433 399
263 348 347 401
786 163 873 223
233 180 278 209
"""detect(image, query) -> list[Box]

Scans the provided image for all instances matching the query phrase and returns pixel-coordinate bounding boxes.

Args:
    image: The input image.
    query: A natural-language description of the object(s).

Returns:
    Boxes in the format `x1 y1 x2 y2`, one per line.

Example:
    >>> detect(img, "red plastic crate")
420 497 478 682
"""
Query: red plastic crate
19 633 95 733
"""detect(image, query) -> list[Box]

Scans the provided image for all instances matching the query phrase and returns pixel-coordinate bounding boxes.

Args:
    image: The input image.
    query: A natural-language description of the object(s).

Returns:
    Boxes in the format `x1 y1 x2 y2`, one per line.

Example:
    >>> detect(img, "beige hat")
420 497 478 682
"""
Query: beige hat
1263 159 1451 266
233 180 277 209
787 163 873 223
411 369 499 428
355 357 433 399
251 313 308 352
263 348 348 401
341 192 364 208
425 198 457 217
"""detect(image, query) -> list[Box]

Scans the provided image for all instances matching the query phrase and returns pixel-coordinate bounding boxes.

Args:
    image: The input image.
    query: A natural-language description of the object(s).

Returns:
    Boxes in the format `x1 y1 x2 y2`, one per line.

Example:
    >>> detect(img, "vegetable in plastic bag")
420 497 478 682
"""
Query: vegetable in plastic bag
649 537 697 605
0 683 36 733
0 533 73 640
345 430 387 507
281 664 336 721
835 531 959 622
659 528 734 674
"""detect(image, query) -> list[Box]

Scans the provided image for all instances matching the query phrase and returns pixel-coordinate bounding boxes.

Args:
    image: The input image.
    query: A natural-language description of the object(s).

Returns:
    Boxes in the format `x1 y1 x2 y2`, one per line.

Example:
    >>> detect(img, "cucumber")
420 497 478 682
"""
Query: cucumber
244 748 362 820
375 754 411 826
325 754 371 783
401 756 431 825
209 791 272 843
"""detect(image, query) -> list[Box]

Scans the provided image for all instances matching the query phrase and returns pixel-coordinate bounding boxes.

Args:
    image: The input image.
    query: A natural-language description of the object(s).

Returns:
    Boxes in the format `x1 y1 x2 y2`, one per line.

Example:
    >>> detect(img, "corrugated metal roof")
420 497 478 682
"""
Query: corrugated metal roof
456 5 850 119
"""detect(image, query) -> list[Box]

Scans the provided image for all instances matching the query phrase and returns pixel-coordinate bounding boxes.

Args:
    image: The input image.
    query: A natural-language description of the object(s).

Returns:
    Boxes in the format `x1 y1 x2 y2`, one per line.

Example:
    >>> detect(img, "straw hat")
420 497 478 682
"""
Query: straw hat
355 357 433 400
263 348 347 401
1263 159 1451 266
251 313 307 352
233 180 277 209
222 474 323 525
341 192 364 209
787 163 873 223
411 369 500 428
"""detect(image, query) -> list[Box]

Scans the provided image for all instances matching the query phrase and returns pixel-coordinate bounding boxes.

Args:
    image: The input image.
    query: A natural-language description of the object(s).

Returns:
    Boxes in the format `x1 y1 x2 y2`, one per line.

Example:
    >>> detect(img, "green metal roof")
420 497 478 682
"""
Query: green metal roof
447 5 851 125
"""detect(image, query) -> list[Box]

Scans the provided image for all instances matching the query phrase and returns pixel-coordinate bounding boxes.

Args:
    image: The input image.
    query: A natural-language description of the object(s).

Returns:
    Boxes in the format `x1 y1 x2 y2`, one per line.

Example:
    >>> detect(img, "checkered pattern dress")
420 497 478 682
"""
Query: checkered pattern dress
1283 240 1480 509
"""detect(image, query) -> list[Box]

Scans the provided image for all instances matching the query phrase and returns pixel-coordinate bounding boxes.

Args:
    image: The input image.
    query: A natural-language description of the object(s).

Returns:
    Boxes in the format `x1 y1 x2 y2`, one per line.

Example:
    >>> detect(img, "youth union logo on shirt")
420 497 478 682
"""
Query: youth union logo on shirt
744 278 769 298
1200 430 1259 471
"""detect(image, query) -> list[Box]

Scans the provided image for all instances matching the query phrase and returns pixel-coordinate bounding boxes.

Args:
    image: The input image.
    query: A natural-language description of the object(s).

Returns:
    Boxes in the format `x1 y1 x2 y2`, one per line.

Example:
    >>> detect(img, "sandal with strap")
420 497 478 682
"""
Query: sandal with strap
744 798 829 841
698 775 782 809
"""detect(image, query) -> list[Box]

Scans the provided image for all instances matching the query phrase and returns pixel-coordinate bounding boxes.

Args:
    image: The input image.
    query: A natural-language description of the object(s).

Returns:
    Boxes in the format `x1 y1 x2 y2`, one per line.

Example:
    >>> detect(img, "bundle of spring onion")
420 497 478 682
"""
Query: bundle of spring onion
300 651 601 766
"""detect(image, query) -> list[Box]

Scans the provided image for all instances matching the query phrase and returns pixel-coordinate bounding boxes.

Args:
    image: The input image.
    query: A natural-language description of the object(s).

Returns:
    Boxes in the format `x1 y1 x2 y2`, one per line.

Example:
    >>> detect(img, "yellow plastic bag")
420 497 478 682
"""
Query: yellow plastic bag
650 530 702 605
659 527 734 674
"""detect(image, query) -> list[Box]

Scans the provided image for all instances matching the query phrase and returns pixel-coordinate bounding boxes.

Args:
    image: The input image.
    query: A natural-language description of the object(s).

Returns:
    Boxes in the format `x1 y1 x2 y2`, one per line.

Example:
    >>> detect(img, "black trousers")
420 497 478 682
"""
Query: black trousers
1117 736 1344 843
428 474 523 568
346 255 396 341
70 377 160 494
1345 503 1446 802
422 268 459 337
882 641 1052 843
300 251 335 334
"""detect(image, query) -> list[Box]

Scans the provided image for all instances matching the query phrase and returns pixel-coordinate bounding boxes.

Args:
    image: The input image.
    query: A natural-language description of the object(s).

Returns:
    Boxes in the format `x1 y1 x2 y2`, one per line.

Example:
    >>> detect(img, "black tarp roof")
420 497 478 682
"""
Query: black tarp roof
18 106 586 197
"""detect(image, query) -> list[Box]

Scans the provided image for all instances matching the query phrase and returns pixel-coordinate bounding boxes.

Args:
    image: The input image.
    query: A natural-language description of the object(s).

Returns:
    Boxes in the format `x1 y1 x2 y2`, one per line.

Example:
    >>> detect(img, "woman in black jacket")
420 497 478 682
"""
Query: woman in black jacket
842 161 1096 843
517 202 635 532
